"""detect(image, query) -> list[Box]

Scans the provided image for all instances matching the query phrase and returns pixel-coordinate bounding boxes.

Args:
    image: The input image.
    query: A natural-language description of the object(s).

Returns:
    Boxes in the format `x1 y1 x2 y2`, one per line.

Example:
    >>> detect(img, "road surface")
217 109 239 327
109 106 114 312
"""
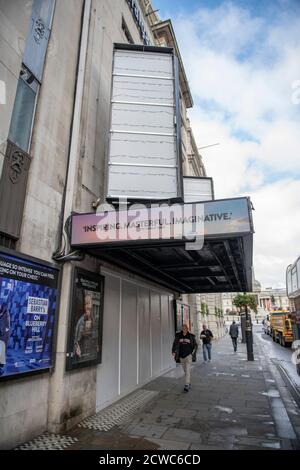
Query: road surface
254 323 300 405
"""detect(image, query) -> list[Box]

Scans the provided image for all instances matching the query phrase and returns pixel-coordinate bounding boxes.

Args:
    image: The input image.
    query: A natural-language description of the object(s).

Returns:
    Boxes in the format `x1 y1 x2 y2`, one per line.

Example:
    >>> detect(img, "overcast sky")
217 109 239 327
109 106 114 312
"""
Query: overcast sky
154 0 300 288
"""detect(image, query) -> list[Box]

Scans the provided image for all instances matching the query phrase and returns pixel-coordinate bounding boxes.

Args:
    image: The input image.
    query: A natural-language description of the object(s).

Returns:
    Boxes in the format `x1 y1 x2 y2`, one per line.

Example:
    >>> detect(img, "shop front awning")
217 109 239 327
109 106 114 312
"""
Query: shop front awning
70 197 254 294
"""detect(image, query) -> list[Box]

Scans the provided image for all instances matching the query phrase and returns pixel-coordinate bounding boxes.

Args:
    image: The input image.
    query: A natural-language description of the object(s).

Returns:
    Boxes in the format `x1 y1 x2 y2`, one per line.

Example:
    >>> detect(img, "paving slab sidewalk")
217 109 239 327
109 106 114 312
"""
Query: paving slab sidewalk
21 333 300 450
65 333 300 450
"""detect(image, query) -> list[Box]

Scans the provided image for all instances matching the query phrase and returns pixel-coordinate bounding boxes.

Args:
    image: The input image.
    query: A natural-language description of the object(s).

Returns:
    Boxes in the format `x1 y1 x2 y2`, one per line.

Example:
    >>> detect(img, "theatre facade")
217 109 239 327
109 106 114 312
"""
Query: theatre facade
0 0 254 448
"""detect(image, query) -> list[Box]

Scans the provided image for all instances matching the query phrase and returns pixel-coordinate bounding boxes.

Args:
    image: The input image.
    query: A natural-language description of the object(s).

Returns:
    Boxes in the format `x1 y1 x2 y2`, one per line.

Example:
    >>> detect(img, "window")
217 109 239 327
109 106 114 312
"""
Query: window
8 0 55 152
8 65 39 152
122 17 134 44
292 266 298 293
23 0 55 81
297 258 300 290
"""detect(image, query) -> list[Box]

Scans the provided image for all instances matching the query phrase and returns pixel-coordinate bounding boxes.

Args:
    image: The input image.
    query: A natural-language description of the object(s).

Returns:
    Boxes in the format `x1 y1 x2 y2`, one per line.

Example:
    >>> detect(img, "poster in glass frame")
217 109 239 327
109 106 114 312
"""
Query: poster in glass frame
66 268 104 370
0 248 59 380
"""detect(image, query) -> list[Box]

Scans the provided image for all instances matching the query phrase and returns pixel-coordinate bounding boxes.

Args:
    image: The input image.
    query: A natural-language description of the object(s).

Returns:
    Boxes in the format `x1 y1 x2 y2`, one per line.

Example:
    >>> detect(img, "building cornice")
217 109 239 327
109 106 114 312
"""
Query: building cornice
151 19 193 109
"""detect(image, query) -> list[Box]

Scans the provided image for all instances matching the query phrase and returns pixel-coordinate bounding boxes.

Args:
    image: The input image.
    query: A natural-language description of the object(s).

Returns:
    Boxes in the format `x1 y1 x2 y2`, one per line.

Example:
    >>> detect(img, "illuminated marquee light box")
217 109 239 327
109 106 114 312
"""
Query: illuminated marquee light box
71 198 252 247
106 44 183 202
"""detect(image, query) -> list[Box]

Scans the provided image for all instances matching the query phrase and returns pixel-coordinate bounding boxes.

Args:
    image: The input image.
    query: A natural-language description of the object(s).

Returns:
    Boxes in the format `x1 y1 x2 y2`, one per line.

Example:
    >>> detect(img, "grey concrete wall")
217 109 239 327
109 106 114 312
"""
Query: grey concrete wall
19 0 84 261
0 373 49 450
0 0 84 449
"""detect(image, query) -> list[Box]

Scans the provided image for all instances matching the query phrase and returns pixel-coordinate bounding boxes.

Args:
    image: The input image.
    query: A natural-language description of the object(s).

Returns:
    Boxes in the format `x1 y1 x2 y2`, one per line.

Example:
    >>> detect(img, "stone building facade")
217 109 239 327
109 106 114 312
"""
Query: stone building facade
0 0 216 449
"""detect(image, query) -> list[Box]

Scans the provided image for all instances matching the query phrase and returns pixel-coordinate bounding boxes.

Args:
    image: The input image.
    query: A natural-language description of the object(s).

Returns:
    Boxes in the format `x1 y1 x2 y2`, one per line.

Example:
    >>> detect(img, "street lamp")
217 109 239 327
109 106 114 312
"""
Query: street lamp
245 303 254 361
233 294 255 361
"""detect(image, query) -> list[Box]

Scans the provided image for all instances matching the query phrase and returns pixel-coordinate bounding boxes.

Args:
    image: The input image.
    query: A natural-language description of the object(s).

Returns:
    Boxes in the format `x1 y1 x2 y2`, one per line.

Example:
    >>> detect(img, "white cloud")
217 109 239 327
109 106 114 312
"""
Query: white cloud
165 1 300 287
188 111 262 197
188 2 264 57
251 180 300 287
256 120 300 172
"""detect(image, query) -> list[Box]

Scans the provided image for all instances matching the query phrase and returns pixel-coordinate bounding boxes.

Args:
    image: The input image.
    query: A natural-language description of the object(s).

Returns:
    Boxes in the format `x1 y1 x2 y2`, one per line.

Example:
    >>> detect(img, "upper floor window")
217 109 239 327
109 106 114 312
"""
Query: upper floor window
23 0 56 82
8 0 55 152
8 65 39 152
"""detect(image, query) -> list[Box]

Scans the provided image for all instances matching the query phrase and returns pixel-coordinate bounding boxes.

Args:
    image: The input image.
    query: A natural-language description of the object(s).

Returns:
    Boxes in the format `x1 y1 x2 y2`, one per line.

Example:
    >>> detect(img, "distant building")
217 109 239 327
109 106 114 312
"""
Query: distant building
258 287 289 312
221 279 261 322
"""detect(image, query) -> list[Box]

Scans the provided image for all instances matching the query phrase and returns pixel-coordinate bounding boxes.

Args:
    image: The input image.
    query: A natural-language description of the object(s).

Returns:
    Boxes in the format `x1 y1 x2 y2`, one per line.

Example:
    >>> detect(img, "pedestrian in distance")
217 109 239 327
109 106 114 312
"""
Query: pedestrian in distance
172 324 197 393
200 324 213 363
229 320 239 352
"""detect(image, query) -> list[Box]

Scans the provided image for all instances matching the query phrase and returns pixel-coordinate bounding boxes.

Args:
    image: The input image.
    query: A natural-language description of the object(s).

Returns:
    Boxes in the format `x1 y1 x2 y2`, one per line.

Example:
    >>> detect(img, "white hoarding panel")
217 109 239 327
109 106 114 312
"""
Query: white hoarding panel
112 75 173 105
107 47 180 200
111 103 174 134
109 165 178 199
113 49 173 78
109 133 175 166
184 177 214 203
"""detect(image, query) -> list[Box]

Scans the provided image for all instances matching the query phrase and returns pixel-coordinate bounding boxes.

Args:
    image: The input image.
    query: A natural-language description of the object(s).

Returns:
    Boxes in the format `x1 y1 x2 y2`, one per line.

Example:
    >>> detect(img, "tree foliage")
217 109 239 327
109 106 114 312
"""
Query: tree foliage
214 307 224 317
233 294 257 313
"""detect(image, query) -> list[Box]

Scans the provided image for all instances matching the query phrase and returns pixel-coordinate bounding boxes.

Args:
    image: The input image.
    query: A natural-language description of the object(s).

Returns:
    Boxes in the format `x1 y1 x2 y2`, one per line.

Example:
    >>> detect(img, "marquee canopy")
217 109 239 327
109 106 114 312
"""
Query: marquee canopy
70 197 254 294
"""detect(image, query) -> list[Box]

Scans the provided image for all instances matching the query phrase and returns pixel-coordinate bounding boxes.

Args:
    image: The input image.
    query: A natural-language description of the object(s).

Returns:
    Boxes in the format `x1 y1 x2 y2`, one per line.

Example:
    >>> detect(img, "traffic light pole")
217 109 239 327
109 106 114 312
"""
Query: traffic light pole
245 305 254 361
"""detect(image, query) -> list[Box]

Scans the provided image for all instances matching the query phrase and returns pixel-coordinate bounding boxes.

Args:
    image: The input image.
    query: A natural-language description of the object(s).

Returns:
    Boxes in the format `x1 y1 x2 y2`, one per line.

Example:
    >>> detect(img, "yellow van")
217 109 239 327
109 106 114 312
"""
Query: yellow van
270 310 293 347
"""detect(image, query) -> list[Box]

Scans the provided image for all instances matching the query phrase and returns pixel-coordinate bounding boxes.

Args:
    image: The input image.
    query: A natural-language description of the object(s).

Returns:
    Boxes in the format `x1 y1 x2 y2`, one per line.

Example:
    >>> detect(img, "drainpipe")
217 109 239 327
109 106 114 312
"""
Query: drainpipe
53 0 91 261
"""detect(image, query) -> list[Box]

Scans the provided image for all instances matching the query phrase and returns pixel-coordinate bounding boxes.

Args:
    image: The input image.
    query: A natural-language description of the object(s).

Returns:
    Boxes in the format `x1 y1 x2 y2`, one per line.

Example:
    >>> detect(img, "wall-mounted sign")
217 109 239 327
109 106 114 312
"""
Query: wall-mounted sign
183 176 214 203
106 44 183 202
71 197 252 247
126 0 151 45
66 268 104 370
0 250 59 379
202 198 251 236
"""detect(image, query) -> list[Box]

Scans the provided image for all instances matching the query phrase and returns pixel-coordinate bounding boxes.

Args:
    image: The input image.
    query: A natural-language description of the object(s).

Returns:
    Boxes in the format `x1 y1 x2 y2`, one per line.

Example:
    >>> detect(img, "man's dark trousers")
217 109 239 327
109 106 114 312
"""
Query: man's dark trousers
231 337 237 352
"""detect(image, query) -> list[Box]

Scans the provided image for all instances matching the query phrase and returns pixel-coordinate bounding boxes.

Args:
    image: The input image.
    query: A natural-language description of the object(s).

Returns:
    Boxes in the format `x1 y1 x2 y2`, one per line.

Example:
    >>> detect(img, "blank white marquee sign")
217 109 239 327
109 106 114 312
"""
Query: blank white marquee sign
183 177 214 203
106 46 180 200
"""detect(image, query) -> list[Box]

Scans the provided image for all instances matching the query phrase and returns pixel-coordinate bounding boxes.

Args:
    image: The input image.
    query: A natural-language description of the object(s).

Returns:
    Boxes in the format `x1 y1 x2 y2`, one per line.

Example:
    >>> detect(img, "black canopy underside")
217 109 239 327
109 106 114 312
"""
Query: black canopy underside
83 234 253 294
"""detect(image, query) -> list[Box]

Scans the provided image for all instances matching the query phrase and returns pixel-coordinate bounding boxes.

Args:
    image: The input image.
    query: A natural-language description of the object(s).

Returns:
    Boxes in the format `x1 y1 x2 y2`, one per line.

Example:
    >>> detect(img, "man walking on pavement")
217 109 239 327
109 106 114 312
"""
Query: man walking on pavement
229 320 239 352
200 324 213 363
172 324 197 393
